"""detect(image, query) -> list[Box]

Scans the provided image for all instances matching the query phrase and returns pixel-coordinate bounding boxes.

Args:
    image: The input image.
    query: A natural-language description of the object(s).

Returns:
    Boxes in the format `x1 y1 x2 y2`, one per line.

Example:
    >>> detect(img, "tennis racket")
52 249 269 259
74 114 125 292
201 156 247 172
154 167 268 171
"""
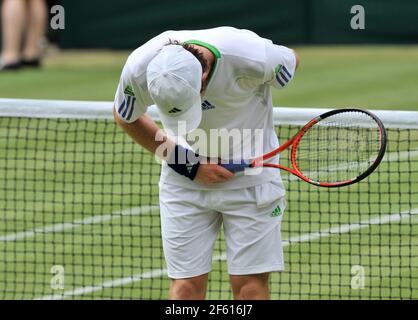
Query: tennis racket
220 108 387 187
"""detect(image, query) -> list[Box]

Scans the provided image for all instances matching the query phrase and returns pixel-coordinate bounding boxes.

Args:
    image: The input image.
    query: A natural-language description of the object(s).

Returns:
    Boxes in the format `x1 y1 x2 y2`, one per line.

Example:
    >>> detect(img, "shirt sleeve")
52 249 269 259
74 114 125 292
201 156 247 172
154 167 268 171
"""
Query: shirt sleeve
264 40 297 89
114 62 147 123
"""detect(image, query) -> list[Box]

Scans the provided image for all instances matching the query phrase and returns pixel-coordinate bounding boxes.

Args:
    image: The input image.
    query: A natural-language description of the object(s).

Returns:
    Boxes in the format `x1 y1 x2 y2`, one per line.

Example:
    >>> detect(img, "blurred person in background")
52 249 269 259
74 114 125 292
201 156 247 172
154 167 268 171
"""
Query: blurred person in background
0 0 47 71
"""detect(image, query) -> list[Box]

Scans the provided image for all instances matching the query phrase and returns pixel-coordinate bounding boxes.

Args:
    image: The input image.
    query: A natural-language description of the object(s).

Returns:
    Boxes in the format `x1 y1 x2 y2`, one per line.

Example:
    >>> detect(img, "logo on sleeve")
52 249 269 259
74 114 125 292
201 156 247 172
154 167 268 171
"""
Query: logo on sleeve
275 64 283 74
118 95 136 121
275 64 292 87
124 85 135 96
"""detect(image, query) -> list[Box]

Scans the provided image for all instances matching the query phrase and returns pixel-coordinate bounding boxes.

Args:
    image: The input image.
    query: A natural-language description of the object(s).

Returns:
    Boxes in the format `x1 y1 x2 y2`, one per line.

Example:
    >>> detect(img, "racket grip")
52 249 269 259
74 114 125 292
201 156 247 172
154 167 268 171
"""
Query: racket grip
219 160 249 173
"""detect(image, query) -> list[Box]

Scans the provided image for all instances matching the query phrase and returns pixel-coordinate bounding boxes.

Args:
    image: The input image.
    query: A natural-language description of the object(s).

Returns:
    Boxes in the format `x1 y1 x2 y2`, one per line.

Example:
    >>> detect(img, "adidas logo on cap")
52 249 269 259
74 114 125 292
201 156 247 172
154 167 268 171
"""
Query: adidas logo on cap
168 107 182 114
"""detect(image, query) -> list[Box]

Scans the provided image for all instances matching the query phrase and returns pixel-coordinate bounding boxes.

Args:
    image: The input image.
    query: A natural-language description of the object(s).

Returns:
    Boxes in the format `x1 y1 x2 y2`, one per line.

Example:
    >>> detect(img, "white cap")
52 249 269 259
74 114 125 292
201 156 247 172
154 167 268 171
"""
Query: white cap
147 45 203 135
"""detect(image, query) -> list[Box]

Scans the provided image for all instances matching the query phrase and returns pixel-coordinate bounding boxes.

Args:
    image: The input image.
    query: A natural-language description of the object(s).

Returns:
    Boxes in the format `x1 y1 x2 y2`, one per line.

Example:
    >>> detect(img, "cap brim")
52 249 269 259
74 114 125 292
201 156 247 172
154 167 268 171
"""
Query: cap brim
157 96 202 136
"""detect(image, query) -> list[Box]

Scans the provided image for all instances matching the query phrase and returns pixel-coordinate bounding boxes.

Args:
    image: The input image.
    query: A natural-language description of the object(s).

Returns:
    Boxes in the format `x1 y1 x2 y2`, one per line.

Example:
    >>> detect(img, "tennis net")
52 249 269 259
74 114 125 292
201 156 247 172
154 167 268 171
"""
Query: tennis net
0 99 417 300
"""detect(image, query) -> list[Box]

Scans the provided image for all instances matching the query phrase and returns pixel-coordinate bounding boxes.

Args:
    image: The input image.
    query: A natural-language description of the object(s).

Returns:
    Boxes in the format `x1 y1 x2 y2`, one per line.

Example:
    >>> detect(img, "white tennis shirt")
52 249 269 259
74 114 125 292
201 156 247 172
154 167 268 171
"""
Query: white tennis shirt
115 27 297 192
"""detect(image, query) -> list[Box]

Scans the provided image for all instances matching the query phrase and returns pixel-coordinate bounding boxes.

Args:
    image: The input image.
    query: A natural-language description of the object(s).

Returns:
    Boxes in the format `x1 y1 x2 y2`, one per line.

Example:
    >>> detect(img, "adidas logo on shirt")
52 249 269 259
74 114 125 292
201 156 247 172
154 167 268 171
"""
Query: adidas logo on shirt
275 64 293 87
202 100 215 111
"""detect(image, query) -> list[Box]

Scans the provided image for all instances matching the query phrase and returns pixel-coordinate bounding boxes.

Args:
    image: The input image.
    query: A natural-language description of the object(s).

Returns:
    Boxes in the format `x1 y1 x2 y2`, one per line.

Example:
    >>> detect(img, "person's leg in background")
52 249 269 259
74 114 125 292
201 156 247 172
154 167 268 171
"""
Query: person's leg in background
22 0 47 66
1 0 26 69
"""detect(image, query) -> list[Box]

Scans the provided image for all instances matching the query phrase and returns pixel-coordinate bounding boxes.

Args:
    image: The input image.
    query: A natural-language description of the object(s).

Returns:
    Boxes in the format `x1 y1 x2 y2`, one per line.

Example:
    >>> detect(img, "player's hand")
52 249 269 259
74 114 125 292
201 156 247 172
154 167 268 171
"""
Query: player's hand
194 163 235 185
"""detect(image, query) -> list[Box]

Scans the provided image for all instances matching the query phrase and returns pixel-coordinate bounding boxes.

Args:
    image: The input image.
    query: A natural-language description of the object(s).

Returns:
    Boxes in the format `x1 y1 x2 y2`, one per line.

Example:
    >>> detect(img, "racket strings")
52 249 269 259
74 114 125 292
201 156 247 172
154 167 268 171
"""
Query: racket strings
295 111 382 183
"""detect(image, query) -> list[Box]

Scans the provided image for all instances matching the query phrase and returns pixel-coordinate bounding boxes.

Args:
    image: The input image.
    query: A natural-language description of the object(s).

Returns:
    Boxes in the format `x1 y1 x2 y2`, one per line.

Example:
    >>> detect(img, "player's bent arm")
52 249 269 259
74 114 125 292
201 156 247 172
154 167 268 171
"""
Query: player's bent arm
113 108 234 185
113 107 168 156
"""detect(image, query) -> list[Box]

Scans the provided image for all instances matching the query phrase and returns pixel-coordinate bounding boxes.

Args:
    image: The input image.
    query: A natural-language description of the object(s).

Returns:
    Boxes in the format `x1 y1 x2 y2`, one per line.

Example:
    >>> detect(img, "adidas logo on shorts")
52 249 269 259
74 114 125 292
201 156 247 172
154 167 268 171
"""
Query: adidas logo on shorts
271 205 282 217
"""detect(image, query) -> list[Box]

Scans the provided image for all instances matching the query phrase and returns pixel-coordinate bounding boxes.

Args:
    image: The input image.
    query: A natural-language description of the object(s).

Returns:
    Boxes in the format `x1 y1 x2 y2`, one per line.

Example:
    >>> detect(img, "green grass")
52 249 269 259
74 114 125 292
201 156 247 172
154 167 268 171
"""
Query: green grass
0 46 417 299
0 51 124 101
0 46 417 110
278 46 418 110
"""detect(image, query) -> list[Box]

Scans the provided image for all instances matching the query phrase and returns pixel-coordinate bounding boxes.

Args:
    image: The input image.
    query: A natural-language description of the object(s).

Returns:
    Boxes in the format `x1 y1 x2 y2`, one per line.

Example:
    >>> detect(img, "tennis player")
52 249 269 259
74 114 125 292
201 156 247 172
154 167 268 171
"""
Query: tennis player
114 27 299 300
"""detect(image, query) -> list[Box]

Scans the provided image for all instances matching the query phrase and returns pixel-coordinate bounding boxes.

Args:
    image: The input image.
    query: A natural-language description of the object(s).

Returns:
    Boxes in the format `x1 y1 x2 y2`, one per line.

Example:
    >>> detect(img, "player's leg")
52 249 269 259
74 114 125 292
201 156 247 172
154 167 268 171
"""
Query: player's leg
230 273 270 300
1 0 26 67
22 0 48 64
169 274 209 300
221 179 286 300
159 183 222 300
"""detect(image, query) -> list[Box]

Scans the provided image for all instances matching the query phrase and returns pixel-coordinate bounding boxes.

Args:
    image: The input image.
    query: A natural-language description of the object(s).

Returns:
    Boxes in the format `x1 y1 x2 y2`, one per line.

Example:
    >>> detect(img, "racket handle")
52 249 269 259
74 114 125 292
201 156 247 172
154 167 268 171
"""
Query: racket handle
219 160 250 173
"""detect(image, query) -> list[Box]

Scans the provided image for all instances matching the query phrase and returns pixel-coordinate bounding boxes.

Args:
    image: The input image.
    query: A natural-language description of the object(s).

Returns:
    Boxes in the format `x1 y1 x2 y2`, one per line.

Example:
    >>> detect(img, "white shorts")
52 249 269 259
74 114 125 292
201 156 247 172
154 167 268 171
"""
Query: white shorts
159 179 286 279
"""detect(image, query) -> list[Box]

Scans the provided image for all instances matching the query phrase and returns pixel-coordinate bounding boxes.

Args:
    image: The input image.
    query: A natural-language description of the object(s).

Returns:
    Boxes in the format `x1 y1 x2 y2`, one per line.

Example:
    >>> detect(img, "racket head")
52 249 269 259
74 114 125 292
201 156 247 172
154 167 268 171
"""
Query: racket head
291 108 387 187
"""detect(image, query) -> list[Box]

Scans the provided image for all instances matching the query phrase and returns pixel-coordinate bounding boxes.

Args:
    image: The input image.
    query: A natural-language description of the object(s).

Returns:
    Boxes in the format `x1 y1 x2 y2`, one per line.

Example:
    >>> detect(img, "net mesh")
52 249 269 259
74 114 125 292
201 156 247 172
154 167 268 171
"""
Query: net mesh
0 101 417 300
